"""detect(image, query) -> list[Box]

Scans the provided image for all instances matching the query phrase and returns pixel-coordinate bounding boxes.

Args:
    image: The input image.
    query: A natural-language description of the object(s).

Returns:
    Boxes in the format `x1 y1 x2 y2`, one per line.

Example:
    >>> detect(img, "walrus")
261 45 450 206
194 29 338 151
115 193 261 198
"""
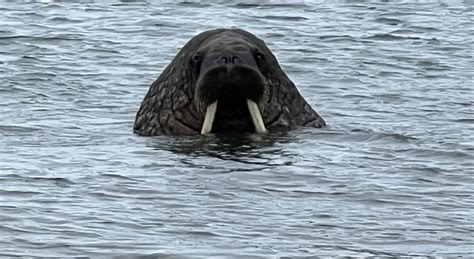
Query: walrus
134 28 326 135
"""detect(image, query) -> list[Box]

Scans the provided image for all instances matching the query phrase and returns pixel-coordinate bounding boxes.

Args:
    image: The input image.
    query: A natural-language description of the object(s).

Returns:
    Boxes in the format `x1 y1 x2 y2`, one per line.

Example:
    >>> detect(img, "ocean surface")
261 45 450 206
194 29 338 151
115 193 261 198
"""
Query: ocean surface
1 1 473 257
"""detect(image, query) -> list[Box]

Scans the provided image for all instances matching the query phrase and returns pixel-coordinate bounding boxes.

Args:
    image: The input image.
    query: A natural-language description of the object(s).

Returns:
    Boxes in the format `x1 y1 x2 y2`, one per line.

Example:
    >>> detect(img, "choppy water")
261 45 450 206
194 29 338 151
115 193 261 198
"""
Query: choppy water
1 1 473 257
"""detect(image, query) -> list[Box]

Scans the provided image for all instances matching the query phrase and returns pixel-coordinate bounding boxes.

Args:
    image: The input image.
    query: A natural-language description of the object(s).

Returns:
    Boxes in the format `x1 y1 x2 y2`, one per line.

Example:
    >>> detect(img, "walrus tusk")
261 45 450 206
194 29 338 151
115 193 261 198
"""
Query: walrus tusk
201 101 217 134
247 99 267 134
201 99 266 134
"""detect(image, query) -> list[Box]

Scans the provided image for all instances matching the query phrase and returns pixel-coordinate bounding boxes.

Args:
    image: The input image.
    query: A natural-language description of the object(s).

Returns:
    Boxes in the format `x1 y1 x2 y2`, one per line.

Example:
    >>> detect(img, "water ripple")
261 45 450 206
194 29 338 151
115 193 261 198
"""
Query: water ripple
0 1 473 257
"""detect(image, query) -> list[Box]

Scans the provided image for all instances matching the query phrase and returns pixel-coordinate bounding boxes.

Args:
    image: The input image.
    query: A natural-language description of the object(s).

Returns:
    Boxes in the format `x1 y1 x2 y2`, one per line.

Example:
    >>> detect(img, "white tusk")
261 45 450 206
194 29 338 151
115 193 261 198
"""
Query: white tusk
201 101 217 134
247 99 267 134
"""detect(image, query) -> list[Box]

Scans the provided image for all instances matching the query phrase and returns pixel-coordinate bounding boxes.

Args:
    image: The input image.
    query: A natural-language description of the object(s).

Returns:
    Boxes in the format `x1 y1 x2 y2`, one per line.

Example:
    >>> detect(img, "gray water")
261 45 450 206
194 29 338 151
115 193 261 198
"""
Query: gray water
1 1 473 257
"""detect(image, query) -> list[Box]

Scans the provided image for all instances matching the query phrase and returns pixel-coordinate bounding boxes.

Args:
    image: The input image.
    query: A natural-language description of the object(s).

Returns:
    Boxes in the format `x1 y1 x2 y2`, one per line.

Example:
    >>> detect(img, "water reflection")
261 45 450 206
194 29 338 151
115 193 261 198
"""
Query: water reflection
145 131 293 163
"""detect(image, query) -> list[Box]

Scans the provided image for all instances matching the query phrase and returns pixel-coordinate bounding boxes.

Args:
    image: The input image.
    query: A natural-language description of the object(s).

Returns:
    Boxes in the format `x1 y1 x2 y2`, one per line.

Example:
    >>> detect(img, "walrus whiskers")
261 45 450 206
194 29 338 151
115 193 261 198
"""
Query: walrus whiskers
247 99 267 133
201 101 217 134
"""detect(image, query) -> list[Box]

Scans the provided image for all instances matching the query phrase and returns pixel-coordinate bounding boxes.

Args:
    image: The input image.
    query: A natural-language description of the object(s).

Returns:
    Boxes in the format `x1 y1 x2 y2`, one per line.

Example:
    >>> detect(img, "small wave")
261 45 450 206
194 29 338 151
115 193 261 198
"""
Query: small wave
374 17 403 26
452 118 474 124
0 190 42 196
319 35 356 43
342 129 417 144
47 16 83 23
28 177 76 186
232 2 308 9
0 125 42 135
364 33 423 41
260 15 308 21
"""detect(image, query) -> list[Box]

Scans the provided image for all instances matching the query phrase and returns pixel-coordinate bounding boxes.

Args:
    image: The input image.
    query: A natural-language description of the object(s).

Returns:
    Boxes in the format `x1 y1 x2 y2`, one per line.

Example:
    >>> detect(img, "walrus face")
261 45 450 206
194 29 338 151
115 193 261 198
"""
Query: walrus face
191 33 269 134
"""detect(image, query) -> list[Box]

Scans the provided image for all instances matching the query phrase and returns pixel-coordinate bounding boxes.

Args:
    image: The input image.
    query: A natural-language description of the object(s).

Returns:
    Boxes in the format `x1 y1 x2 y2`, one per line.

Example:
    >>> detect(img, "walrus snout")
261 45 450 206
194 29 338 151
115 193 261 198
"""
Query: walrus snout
196 65 265 104
196 64 268 134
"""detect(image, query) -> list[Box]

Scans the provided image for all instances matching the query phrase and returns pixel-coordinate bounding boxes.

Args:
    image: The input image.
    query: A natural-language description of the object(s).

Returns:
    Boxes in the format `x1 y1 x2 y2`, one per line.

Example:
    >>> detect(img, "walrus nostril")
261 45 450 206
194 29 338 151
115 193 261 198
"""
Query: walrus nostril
221 56 239 64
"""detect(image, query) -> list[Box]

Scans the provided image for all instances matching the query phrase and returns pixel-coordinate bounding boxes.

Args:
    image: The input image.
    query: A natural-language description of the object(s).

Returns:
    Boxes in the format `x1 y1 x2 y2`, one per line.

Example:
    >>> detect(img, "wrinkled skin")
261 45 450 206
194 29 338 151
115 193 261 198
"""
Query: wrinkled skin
134 28 326 136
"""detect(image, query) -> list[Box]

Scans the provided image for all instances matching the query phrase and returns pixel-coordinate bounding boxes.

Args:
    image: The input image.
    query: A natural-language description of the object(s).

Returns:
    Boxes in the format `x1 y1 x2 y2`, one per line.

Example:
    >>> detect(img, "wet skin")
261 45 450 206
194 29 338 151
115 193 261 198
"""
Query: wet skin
134 28 325 136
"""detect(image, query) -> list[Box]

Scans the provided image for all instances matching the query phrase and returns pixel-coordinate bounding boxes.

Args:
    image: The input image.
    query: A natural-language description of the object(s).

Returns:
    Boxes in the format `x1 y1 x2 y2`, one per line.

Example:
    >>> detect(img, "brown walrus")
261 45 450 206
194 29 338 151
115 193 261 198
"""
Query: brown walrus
134 28 325 135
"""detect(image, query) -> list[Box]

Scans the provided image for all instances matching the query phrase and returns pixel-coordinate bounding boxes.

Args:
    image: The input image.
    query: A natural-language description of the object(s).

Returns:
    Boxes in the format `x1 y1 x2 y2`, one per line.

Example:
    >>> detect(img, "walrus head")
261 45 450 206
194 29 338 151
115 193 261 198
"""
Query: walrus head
134 28 325 136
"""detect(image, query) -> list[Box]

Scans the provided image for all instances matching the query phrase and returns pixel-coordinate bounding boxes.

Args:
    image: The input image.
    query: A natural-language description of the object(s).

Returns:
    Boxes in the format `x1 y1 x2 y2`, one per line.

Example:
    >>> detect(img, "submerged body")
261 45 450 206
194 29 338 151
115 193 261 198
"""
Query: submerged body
134 28 325 136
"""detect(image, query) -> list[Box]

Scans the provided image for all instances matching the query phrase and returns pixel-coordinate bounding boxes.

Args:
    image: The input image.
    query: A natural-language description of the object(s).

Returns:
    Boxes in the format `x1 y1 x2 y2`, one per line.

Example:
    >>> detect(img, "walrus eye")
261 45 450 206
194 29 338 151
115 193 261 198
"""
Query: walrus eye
254 52 266 69
191 54 202 64
190 53 202 73
254 52 266 73
254 52 264 62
